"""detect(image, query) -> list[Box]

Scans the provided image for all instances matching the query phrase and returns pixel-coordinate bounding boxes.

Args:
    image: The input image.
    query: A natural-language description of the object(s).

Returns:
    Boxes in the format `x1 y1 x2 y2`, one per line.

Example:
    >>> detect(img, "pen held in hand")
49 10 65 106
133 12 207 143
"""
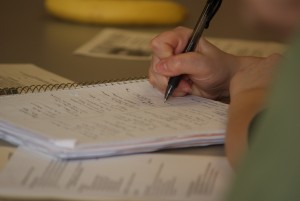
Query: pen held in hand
164 0 222 102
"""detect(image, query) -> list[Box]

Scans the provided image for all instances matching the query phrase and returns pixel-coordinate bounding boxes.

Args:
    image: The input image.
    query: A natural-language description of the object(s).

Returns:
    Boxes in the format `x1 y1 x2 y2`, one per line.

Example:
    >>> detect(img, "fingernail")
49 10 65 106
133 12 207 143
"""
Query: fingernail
155 61 168 72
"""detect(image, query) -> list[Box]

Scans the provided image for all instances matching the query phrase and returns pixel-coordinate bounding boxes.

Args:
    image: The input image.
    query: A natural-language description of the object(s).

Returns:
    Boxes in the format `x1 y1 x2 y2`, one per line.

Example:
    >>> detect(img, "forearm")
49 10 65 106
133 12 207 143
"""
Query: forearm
225 89 265 169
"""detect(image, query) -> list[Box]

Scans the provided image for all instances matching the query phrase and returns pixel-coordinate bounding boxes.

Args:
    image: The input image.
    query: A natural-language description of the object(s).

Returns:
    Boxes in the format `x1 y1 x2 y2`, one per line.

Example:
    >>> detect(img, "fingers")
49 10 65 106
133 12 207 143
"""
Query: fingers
154 52 212 79
152 38 230 79
148 55 168 94
149 46 221 98
149 55 191 97
150 26 192 59
148 27 237 99
149 26 195 97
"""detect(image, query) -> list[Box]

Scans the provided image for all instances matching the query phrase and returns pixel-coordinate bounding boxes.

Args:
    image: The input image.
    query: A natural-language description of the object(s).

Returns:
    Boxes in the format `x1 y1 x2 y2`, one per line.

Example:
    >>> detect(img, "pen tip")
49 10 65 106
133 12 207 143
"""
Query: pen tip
164 88 172 103
164 93 171 102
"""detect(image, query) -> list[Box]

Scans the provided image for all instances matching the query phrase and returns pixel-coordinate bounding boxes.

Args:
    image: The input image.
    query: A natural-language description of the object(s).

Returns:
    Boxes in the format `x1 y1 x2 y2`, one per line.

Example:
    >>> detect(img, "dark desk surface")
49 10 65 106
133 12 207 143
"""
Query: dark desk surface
0 0 273 157
0 0 276 82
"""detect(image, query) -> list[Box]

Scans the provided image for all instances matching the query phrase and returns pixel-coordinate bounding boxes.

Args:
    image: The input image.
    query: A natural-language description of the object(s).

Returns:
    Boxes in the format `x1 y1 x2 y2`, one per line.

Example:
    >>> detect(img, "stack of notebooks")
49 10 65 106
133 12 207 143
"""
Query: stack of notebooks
0 78 227 159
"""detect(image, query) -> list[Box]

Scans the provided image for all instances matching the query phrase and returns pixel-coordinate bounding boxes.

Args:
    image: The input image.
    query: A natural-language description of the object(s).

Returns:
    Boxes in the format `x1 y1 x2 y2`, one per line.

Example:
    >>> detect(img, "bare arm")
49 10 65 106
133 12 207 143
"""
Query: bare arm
225 54 281 169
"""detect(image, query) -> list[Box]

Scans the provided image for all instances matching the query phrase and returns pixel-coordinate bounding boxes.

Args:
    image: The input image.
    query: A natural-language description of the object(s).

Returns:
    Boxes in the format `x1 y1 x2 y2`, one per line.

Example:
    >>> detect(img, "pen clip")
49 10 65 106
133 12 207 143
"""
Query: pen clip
205 0 222 29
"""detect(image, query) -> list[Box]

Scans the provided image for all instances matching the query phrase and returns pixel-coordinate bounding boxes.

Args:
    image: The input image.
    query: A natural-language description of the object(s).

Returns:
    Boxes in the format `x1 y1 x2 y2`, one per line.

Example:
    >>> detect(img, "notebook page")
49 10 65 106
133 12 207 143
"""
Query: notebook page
0 80 227 148
0 148 234 201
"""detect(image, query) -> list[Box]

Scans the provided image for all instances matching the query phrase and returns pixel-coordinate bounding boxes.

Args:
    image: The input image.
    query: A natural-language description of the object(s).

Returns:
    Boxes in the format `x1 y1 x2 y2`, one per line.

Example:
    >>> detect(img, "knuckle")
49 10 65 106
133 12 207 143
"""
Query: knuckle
174 26 186 32
174 26 191 34
150 36 162 51
150 30 175 48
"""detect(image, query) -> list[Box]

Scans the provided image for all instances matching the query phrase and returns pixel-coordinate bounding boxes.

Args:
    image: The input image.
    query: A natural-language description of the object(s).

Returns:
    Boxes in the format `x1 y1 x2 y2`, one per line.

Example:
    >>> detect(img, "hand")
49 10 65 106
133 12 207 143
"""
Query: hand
230 53 281 101
148 26 238 100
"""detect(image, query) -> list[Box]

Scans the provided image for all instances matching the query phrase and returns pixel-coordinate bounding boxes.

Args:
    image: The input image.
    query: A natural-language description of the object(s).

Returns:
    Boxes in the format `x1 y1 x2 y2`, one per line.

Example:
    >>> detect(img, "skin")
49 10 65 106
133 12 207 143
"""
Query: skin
148 26 280 168
225 53 280 168
148 0 300 169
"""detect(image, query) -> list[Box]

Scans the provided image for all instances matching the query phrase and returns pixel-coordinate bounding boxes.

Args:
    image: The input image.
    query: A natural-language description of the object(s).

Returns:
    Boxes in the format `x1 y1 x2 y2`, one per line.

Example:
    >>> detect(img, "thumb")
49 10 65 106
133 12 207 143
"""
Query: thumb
154 52 211 78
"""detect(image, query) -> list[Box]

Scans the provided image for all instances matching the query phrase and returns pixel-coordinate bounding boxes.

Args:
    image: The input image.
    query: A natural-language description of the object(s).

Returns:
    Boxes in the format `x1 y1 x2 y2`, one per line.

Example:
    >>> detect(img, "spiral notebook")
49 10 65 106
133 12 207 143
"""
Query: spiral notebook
0 78 228 159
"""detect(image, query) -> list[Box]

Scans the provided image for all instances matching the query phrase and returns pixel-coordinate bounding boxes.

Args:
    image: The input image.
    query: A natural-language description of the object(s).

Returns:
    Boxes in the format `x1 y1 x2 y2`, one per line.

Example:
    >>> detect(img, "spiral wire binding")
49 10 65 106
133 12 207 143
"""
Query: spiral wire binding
0 76 147 96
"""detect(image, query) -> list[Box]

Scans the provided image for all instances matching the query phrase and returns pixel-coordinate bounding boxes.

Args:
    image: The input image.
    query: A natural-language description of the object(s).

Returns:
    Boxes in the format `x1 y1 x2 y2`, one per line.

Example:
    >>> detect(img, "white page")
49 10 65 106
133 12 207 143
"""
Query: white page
0 79 227 158
0 64 72 88
0 148 234 201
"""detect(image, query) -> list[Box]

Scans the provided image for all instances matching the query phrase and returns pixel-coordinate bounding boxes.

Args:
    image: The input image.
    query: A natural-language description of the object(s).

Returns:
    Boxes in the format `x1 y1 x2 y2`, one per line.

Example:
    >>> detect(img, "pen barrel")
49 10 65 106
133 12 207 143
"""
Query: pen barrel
164 0 222 101
184 10 208 52
168 74 183 88
165 75 183 100
184 0 222 53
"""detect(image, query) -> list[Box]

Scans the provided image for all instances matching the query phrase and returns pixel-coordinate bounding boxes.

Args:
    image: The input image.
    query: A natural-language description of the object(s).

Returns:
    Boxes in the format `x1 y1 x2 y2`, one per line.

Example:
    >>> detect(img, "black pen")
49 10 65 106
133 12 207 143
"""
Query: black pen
164 0 222 102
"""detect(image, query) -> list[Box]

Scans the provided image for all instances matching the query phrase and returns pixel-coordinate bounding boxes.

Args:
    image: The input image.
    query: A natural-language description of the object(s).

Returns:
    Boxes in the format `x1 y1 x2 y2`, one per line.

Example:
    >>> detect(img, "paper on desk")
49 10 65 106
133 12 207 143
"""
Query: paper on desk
0 148 234 201
74 28 285 61
0 64 72 88
208 37 286 57
75 28 156 60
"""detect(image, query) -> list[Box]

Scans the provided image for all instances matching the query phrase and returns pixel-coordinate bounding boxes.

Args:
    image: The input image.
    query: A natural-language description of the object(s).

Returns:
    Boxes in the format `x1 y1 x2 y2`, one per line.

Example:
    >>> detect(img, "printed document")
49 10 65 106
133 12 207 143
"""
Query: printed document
75 28 285 60
0 148 234 201
75 28 156 60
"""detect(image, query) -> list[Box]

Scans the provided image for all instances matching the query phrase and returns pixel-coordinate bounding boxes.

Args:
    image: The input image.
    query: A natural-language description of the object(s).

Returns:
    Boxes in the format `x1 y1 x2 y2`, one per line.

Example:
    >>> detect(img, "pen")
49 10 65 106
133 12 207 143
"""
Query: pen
164 0 222 102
